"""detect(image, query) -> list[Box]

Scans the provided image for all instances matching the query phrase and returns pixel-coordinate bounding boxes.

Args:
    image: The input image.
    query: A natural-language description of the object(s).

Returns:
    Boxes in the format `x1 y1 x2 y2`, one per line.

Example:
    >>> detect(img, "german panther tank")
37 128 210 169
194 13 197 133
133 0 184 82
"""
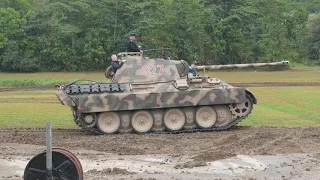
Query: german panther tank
56 52 260 135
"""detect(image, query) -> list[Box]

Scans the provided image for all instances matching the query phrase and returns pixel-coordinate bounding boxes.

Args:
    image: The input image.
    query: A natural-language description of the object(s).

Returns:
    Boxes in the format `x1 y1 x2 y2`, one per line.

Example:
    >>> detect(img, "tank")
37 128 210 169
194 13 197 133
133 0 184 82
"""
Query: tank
56 52 261 135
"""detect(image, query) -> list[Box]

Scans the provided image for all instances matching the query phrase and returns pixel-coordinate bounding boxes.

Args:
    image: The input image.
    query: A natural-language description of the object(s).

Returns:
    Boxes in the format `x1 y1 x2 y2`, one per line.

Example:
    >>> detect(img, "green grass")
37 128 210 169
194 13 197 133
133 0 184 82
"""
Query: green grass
239 87 320 127
207 70 320 83
290 61 320 70
0 77 59 87
0 90 55 98
0 72 110 88
0 90 75 128
0 64 320 87
0 72 108 83
0 86 319 128
0 103 76 128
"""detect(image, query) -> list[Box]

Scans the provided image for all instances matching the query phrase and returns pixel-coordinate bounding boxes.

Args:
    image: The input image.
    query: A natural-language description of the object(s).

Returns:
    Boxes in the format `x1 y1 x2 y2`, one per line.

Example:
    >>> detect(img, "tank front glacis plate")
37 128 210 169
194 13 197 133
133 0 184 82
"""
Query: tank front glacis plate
70 88 246 113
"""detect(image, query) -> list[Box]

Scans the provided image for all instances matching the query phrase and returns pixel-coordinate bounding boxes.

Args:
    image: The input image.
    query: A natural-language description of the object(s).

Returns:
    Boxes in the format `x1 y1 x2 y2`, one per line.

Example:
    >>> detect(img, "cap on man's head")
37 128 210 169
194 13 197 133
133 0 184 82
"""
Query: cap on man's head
130 33 136 37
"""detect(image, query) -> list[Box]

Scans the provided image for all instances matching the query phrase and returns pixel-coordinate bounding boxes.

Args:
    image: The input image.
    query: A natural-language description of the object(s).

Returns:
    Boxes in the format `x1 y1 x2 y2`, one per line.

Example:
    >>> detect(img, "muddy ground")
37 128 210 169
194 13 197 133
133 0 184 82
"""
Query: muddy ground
1 126 320 179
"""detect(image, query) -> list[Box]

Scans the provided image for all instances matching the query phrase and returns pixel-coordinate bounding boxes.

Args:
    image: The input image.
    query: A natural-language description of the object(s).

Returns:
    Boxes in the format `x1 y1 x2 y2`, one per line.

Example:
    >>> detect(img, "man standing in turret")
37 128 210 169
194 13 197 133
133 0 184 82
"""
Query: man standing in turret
127 34 141 52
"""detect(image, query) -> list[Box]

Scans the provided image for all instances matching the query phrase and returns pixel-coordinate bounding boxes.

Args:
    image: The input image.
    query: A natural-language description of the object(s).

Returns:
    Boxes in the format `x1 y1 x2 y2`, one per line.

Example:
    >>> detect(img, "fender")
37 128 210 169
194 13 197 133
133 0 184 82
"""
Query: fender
245 89 257 104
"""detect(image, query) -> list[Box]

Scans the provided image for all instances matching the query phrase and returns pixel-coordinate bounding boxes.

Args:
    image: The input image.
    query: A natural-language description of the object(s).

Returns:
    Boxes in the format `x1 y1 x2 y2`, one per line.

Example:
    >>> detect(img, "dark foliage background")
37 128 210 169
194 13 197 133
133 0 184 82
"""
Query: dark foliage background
0 0 319 72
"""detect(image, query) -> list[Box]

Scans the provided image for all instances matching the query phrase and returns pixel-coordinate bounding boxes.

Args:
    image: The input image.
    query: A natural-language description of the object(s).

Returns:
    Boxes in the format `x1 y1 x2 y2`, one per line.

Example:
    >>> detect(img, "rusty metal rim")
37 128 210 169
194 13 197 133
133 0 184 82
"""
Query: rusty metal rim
23 149 82 180
52 147 83 180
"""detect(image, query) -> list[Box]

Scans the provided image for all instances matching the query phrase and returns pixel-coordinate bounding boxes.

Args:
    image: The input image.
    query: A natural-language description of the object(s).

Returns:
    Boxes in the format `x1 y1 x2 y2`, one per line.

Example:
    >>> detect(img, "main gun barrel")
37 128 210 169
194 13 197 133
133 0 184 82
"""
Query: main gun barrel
195 61 289 70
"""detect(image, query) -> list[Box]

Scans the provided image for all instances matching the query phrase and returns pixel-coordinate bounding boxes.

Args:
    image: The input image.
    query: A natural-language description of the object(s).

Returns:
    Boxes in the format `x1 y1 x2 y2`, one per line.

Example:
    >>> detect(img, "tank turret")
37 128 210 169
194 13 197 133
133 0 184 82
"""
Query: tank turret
105 52 190 81
56 52 257 135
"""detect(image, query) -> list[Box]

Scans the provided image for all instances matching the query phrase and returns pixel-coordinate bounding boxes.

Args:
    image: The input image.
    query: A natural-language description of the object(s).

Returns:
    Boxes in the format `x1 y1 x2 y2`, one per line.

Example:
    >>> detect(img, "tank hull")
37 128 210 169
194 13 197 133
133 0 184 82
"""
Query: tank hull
57 87 247 113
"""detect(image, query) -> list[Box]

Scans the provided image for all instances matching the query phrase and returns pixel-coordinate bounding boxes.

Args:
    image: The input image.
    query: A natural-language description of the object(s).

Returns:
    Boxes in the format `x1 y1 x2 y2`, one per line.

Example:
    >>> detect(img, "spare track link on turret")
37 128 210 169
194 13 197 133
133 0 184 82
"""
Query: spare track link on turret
73 95 254 135
64 83 126 94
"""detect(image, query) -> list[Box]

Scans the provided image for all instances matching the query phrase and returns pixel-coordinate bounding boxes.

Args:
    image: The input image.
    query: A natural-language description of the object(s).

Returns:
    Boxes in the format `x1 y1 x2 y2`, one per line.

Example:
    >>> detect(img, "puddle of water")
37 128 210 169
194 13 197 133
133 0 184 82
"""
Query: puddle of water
0 153 317 178
0 159 27 177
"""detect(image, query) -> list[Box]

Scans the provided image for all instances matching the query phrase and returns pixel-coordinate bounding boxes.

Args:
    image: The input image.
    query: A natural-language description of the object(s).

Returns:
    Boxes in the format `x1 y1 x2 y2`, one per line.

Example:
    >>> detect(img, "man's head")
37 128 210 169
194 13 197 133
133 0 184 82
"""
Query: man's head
191 61 198 68
129 34 136 41
111 55 118 61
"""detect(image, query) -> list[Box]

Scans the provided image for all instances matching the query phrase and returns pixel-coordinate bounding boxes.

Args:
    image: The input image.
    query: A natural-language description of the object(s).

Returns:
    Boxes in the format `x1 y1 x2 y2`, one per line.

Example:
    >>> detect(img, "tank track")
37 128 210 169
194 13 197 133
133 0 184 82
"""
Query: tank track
64 83 126 95
72 95 254 135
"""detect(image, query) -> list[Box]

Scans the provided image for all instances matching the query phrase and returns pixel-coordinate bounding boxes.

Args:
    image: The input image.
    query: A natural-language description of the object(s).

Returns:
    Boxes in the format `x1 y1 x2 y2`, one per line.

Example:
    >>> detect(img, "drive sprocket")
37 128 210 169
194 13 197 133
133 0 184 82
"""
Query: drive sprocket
229 95 253 117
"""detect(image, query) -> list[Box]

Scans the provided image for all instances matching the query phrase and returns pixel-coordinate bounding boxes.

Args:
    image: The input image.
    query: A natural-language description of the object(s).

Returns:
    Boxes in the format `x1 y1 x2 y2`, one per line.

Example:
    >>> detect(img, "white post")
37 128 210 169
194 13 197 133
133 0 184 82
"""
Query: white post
46 122 53 180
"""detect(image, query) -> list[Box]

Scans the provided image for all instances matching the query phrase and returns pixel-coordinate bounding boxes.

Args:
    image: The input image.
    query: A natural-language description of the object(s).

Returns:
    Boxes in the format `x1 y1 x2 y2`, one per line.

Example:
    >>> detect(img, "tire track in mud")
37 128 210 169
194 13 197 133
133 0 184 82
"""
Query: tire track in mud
1 126 320 160
246 131 299 155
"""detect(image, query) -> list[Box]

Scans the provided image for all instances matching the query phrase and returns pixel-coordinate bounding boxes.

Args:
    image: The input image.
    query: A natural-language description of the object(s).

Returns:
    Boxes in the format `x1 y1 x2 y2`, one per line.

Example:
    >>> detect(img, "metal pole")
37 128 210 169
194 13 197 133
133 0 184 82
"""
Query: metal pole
46 122 53 180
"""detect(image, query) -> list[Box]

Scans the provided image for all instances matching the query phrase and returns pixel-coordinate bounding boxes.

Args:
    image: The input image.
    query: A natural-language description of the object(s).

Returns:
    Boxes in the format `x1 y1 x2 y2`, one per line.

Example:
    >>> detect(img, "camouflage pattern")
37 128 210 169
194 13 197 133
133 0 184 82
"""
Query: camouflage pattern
58 86 249 113
112 55 190 83
56 90 76 106
56 52 260 135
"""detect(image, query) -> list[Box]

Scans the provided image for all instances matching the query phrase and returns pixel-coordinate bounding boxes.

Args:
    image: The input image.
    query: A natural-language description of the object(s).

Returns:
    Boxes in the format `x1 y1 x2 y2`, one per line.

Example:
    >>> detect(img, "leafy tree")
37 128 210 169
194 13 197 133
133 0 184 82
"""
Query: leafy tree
0 0 318 72
308 13 320 62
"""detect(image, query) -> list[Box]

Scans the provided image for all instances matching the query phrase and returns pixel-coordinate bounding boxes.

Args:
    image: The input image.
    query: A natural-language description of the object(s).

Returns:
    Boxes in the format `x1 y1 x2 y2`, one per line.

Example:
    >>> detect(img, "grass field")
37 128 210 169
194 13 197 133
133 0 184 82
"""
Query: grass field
0 86 319 128
0 64 320 87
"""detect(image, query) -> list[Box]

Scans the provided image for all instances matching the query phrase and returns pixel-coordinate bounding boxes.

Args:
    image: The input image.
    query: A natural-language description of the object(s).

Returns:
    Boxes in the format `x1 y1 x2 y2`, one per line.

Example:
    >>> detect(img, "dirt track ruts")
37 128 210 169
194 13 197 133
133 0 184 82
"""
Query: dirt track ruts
1 126 320 162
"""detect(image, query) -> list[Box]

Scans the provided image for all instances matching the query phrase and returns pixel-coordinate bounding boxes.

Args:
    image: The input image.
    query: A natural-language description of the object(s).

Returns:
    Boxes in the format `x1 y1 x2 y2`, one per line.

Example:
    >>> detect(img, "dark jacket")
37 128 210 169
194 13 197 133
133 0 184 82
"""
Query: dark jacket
127 41 140 52
111 61 123 73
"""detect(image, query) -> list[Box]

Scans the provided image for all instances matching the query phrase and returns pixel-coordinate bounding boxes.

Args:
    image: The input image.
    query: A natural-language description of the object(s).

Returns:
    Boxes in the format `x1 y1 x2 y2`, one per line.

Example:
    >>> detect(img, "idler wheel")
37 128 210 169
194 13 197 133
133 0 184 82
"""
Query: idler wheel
195 106 217 128
164 108 186 131
23 148 83 180
131 110 154 133
229 95 253 117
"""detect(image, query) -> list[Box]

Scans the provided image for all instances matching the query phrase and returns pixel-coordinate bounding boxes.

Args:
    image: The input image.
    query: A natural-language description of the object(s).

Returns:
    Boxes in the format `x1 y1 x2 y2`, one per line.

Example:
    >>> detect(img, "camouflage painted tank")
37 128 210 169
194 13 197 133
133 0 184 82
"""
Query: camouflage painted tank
55 52 281 135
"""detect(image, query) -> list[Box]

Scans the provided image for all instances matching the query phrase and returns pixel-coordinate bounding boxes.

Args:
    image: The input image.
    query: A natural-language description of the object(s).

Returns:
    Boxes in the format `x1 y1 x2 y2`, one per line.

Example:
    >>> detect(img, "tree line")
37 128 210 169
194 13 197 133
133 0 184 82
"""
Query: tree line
0 0 319 72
